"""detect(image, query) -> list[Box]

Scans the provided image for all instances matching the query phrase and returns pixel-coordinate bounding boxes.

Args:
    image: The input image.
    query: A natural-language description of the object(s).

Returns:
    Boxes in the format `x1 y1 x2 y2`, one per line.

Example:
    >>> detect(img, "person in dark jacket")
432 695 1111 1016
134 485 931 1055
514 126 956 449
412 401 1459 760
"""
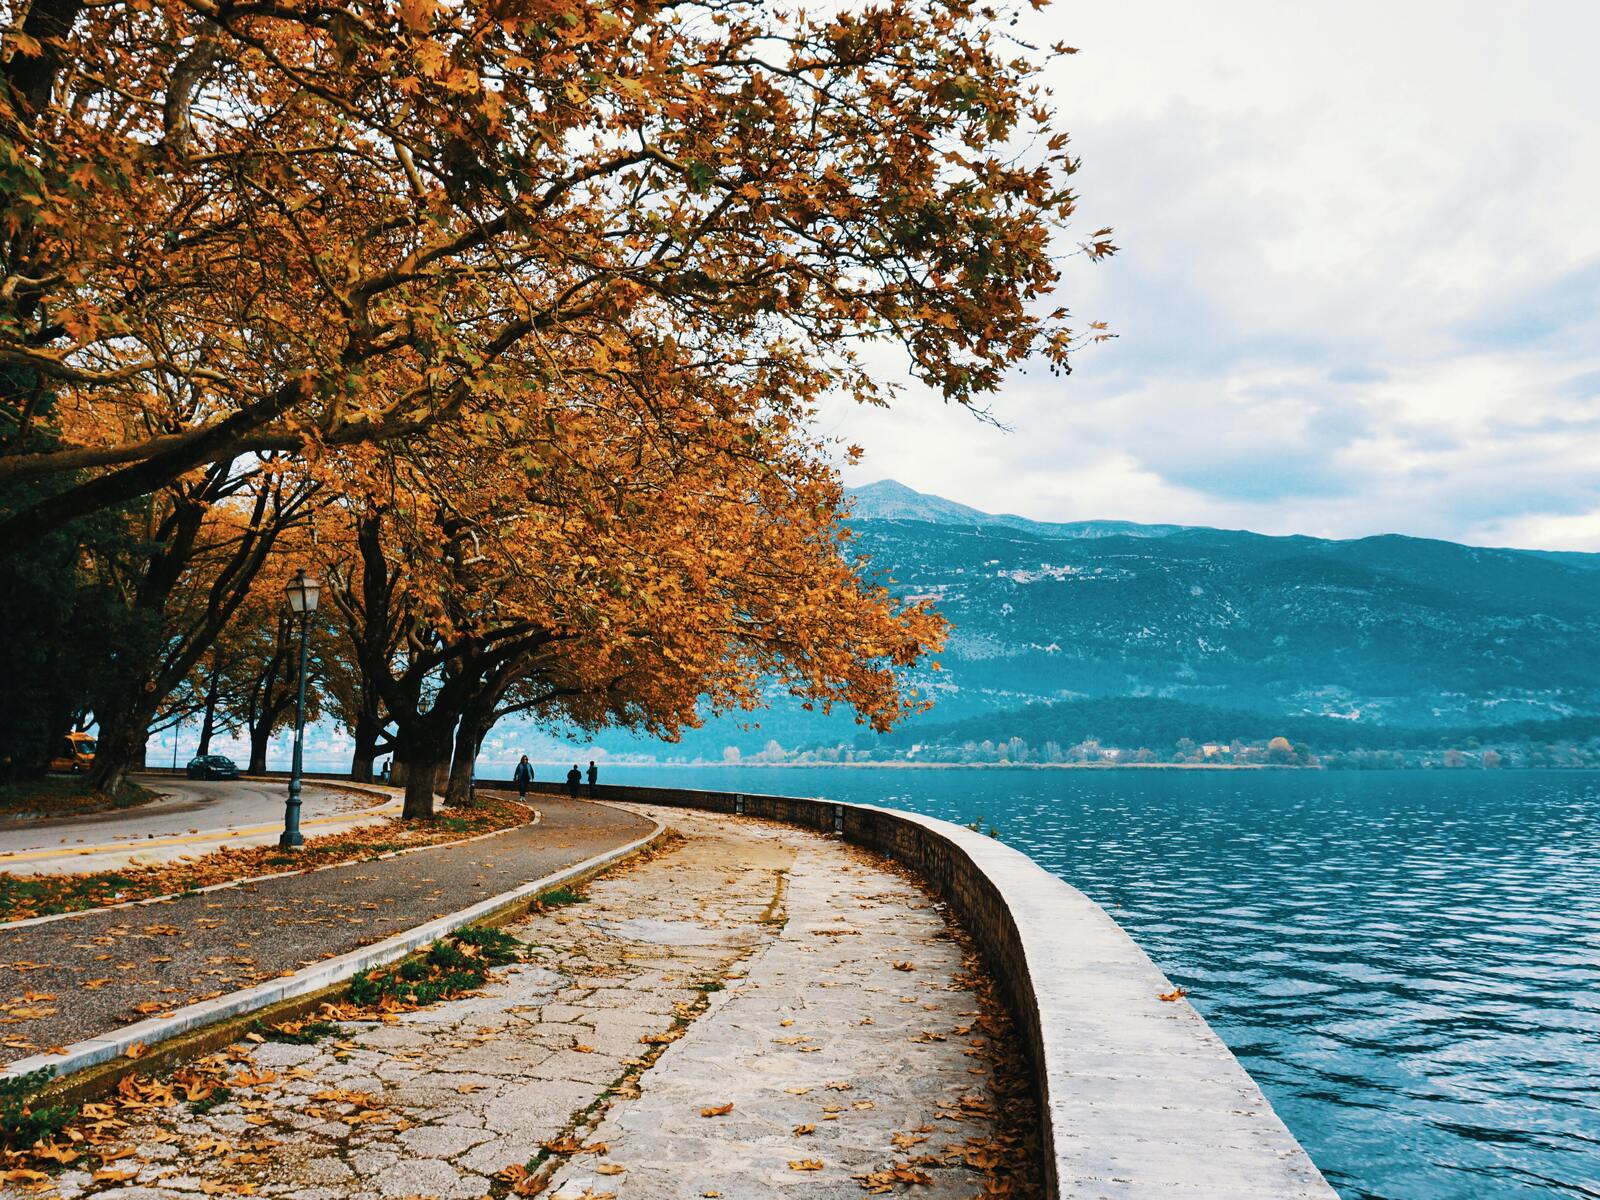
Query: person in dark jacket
513 755 534 799
566 764 582 798
586 760 598 798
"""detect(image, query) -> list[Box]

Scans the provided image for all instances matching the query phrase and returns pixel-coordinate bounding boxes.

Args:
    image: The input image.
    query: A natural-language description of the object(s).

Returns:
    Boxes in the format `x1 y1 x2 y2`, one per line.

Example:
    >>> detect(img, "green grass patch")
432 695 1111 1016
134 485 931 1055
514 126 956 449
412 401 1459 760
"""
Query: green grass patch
250 1018 340 1045
0 871 136 918
536 886 585 908
345 926 523 1010
0 1068 76 1152
0 776 158 819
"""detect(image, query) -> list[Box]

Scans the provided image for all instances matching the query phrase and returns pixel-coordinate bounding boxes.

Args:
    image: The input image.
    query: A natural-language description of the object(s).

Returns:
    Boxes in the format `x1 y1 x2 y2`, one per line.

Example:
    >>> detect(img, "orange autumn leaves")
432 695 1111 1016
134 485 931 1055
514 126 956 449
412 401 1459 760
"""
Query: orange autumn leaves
0 0 1110 762
0 0 1110 547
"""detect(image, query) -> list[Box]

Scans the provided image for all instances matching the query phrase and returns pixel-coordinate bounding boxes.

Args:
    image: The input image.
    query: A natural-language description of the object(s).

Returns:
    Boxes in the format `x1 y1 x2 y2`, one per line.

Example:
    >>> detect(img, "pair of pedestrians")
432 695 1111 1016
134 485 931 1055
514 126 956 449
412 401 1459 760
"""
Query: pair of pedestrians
513 756 598 800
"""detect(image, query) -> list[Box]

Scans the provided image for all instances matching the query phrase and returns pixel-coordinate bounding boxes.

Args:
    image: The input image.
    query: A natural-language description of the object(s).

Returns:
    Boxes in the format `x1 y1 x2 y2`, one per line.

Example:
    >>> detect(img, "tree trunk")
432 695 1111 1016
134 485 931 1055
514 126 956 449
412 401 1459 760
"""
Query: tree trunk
396 726 453 820
447 697 500 807
248 719 273 774
400 758 438 819
349 708 388 782
445 719 483 807
196 664 221 756
87 699 144 794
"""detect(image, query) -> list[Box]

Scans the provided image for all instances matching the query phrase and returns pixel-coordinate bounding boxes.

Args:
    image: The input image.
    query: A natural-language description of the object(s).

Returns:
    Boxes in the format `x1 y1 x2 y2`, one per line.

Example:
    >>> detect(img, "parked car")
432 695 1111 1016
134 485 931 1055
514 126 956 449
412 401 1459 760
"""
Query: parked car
49 731 97 773
186 754 241 780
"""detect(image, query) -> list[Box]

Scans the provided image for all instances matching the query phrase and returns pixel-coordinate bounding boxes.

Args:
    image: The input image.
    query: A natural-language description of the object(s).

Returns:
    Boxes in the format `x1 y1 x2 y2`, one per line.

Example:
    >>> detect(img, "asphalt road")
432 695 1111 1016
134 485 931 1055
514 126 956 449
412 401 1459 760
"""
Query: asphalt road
0 796 655 1064
0 777 396 874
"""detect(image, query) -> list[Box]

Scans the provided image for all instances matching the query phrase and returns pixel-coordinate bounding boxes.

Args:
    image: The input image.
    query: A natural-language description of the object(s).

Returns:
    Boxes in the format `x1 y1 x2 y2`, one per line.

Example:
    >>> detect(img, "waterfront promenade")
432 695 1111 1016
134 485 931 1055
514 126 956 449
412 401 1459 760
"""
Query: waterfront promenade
2 791 1335 1199
2 807 1034 1198
0 800 652 1065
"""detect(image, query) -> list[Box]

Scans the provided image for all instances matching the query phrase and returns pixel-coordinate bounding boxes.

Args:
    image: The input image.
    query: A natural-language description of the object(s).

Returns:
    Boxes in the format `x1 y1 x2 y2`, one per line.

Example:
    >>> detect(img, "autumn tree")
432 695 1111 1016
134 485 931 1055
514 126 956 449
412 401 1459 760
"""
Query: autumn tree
0 0 1109 557
4 0 1113 799
308 325 948 819
80 460 318 791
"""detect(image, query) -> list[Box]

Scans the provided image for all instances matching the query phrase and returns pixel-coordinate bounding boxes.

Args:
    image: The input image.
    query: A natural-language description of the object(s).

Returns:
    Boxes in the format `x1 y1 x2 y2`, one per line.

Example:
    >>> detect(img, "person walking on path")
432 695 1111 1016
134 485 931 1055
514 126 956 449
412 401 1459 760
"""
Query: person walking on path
586 760 599 798
566 764 582 798
513 755 534 799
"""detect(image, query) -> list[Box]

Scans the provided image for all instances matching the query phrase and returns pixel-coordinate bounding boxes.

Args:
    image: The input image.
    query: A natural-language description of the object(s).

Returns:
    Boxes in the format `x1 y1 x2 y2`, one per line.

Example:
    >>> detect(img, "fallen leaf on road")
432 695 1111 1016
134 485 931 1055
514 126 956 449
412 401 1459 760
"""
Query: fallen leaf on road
1158 987 1188 1002
793 1124 816 1136
700 1102 734 1117
857 1162 934 1192
788 1159 824 1171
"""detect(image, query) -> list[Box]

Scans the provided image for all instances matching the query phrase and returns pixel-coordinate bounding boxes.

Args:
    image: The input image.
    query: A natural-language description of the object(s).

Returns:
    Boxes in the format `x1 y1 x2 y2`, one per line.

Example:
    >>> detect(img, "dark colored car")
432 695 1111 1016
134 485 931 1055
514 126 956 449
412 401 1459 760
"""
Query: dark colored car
186 754 241 780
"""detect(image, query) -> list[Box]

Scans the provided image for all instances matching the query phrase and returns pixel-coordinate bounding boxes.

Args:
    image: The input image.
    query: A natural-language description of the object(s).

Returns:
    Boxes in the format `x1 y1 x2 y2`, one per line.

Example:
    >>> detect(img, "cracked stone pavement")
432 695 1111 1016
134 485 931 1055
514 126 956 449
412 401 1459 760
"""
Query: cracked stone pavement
7 806 1024 1200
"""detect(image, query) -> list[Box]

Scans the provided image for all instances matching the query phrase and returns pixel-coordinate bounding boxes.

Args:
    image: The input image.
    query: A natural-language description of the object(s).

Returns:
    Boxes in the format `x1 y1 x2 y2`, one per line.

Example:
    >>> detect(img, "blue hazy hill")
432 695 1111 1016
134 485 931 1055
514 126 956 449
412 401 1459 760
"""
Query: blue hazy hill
596 482 1600 759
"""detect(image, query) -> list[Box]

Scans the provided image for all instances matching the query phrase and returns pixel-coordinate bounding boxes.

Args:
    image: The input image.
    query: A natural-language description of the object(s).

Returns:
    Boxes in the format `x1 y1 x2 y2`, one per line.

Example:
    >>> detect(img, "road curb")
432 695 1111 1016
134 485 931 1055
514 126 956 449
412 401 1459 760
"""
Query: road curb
2 804 667 1096
0 792 524 932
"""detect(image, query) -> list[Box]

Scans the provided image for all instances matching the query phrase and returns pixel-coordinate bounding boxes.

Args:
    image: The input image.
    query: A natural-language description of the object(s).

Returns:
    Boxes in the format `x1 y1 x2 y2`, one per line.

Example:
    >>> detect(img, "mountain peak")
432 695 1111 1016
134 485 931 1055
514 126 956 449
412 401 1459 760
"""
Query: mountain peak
845 480 1185 540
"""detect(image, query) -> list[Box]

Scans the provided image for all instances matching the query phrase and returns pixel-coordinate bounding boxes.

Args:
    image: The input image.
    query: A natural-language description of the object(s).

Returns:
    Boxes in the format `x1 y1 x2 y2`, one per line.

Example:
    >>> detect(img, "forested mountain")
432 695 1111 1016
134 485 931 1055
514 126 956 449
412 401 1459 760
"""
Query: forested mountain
593 482 1600 762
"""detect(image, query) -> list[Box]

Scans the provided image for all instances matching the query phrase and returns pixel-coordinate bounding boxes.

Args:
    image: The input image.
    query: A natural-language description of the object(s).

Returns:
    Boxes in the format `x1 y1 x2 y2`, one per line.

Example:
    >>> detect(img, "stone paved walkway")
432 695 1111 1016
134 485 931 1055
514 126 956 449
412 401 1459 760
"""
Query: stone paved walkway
0 799 653 1064
6 806 1030 1199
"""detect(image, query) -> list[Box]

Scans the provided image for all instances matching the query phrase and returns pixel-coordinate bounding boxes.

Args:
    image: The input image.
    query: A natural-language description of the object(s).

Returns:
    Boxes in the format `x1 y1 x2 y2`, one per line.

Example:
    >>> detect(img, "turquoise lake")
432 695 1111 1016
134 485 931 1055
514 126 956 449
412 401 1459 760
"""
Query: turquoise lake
586 764 1600 1200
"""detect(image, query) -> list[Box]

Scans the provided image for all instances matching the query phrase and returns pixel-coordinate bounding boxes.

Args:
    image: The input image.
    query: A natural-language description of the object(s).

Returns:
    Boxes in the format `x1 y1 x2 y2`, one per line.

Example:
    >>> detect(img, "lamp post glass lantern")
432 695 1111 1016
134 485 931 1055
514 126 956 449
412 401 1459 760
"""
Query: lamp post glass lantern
280 570 320 849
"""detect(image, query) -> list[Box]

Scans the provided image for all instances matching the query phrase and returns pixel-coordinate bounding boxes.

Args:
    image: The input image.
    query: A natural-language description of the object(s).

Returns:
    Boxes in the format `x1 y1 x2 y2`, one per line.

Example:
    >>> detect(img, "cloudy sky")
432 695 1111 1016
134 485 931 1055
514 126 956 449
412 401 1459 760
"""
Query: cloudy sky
827 1 1600 549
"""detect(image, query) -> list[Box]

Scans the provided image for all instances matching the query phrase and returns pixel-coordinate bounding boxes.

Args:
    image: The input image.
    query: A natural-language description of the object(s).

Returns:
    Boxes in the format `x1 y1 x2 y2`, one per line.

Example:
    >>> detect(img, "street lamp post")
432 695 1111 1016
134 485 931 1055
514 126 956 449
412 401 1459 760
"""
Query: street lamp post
280 569 321 849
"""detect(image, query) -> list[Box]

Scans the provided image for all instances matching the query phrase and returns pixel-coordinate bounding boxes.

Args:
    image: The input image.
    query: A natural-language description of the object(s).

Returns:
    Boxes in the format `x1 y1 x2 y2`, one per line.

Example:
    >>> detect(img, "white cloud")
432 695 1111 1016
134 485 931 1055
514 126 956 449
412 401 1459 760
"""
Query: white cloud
826 0 1600 549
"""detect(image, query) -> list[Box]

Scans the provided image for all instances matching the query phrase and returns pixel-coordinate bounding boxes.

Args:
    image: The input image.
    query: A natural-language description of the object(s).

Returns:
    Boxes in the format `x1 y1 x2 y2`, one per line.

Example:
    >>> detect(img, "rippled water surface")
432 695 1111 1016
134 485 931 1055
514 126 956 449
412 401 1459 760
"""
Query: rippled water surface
600 765 1600 1199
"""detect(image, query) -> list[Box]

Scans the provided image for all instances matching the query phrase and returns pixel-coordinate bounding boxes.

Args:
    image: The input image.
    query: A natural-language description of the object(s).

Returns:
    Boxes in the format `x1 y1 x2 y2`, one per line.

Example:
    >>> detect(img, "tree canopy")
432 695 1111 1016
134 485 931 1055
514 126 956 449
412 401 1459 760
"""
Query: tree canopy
0 0 1111 803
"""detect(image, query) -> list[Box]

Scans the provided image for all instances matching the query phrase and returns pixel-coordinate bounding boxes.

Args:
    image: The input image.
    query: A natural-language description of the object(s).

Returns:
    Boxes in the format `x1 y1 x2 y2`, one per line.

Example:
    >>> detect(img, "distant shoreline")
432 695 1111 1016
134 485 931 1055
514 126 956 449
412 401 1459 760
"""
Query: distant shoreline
554 760 1309 771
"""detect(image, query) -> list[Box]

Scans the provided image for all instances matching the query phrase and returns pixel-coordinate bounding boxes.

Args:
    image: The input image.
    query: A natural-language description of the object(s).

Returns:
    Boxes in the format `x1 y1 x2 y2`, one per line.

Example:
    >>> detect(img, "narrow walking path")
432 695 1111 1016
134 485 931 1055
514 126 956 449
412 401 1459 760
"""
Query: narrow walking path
4 807 1036 1199
0 779 398 876
0 799 653 1065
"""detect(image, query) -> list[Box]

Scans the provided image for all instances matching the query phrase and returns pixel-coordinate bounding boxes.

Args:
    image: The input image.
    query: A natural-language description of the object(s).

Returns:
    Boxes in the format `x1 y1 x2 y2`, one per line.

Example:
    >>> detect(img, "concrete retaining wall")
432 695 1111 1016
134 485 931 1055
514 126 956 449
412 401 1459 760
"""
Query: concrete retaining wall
505 779 1335 1199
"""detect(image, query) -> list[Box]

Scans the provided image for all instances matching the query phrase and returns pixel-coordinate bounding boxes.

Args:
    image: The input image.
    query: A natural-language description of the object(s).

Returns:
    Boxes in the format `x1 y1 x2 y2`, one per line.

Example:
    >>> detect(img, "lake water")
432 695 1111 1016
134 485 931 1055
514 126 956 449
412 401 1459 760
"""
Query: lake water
591 765 1600 1200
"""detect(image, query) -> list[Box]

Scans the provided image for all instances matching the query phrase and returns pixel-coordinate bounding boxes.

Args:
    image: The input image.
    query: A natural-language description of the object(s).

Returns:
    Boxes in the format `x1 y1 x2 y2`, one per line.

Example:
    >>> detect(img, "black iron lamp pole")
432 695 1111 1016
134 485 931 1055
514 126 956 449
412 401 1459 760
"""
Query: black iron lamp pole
280 569 321 849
